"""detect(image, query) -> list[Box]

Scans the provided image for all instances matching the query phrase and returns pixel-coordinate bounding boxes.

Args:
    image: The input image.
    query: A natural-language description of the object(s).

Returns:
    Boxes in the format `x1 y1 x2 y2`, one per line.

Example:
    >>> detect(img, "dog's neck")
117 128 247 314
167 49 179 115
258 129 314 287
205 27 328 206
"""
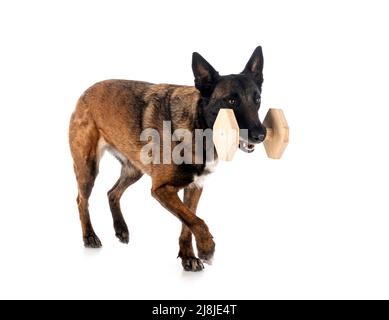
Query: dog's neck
193 96 219 163
195 97 210 130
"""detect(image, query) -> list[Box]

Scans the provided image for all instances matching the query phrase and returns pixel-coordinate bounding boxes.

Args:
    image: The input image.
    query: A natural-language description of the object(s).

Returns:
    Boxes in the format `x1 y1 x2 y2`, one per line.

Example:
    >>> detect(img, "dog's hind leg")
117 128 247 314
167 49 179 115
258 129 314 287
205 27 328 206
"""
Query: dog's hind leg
179 186 204 271
107 160 143 243
69 112 102 248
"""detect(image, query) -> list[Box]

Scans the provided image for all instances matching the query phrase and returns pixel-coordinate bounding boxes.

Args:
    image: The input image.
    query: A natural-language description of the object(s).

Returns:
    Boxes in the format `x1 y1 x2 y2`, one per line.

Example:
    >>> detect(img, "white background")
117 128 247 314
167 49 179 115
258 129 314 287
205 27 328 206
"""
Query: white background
0 0 388 299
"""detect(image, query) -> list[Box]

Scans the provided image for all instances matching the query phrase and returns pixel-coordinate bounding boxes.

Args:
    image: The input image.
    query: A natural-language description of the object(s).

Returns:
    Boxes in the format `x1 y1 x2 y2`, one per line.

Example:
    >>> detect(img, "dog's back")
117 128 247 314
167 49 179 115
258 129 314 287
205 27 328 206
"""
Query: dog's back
69 79 200 174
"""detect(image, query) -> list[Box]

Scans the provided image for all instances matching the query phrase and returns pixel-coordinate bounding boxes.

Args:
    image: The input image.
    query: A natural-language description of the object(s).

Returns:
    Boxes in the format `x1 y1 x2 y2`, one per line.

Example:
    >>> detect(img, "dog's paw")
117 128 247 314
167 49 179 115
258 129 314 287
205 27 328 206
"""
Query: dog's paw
198 250 214 265
114 221 129 244
115 230 129 244
193 223 215 265
83 234 102 248
198 239 215 265
181 257 204 272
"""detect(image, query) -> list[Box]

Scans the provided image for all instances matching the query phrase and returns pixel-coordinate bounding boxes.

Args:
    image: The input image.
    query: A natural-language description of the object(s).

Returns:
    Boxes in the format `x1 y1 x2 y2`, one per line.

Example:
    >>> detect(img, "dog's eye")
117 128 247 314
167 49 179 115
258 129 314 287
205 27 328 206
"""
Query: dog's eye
228 98 236 106
255 96 261 104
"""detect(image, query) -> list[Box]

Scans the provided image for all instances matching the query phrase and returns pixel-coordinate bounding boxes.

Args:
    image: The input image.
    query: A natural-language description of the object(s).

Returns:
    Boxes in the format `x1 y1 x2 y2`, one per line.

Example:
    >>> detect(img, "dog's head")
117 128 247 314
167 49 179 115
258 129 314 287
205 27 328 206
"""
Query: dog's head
193 46 266 153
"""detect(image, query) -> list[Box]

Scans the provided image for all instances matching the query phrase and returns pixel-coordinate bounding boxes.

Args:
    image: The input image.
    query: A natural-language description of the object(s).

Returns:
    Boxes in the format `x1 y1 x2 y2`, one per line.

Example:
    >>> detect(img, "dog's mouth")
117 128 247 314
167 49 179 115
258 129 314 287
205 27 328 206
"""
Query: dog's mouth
239 140 256 153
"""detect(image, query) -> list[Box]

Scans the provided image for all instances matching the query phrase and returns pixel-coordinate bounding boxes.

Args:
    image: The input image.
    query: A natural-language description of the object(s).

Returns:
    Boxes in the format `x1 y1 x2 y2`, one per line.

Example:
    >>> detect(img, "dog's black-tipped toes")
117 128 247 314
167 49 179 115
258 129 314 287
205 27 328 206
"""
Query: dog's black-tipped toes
114 221 129 244
83 235 102 248
182 257 204 272
198 250 214 265
116 231 129 244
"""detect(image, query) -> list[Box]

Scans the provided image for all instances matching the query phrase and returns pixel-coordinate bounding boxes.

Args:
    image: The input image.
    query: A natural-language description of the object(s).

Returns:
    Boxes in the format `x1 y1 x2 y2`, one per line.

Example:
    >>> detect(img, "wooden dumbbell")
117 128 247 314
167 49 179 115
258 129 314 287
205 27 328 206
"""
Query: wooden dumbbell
213 108 289 161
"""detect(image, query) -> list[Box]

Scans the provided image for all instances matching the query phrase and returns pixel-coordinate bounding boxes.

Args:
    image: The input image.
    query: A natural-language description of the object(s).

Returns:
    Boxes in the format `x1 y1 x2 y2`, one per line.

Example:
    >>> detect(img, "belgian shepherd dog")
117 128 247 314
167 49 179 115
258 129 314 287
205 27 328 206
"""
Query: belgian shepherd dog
69 46 266 271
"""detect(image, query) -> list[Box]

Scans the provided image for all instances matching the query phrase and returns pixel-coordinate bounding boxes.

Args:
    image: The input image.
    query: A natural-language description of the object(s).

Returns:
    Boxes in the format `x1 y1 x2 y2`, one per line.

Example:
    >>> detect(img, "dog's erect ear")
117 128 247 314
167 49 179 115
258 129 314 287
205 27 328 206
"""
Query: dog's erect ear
192 52 220 97
242 46 264 87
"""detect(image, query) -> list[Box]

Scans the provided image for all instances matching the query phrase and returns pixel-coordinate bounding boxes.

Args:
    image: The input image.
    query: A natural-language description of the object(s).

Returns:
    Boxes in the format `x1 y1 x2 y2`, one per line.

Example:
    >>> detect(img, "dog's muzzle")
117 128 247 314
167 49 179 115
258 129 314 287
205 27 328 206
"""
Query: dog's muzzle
239 140 256 153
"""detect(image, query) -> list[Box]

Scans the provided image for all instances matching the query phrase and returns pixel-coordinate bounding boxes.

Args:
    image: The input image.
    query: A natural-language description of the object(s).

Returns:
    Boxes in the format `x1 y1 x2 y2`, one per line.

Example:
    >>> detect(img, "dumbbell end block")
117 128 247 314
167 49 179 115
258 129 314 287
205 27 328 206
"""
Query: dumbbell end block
213 109 240 161
263 109 289 159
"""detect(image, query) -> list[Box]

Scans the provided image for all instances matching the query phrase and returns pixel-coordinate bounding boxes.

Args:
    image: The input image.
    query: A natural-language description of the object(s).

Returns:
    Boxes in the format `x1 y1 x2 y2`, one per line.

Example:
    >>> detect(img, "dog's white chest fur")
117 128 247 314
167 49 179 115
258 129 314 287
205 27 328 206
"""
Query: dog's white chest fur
191 159 218 188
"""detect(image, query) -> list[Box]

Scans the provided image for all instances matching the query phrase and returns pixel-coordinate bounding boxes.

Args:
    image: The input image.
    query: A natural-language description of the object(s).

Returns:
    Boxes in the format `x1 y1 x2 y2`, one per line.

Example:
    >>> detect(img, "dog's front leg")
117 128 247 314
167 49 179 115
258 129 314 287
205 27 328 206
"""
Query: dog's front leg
152 185 215 268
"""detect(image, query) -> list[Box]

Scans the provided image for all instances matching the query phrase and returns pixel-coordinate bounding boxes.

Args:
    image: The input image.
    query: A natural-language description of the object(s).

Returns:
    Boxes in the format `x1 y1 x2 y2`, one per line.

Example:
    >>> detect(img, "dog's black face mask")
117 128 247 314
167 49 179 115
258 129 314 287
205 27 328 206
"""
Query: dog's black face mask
192 46 266 153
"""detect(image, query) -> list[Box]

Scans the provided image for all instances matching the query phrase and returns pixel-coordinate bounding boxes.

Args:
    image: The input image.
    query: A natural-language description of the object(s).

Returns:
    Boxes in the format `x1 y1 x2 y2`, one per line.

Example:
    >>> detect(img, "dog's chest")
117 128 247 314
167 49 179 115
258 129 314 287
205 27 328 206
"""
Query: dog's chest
190 159 218 188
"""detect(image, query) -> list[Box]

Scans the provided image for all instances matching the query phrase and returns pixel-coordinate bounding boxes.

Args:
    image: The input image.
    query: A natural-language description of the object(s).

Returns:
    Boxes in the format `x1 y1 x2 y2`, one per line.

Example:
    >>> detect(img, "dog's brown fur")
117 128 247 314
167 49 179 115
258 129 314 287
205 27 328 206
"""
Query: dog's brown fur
69 80 214 271
69 47 265 271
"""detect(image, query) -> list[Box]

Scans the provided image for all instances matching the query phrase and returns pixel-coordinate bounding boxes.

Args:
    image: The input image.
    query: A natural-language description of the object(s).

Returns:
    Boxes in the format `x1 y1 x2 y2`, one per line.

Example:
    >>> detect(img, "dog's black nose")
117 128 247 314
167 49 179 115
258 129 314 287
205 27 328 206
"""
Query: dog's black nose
251 134 265 143
256 134 266 142
249 127 267 143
